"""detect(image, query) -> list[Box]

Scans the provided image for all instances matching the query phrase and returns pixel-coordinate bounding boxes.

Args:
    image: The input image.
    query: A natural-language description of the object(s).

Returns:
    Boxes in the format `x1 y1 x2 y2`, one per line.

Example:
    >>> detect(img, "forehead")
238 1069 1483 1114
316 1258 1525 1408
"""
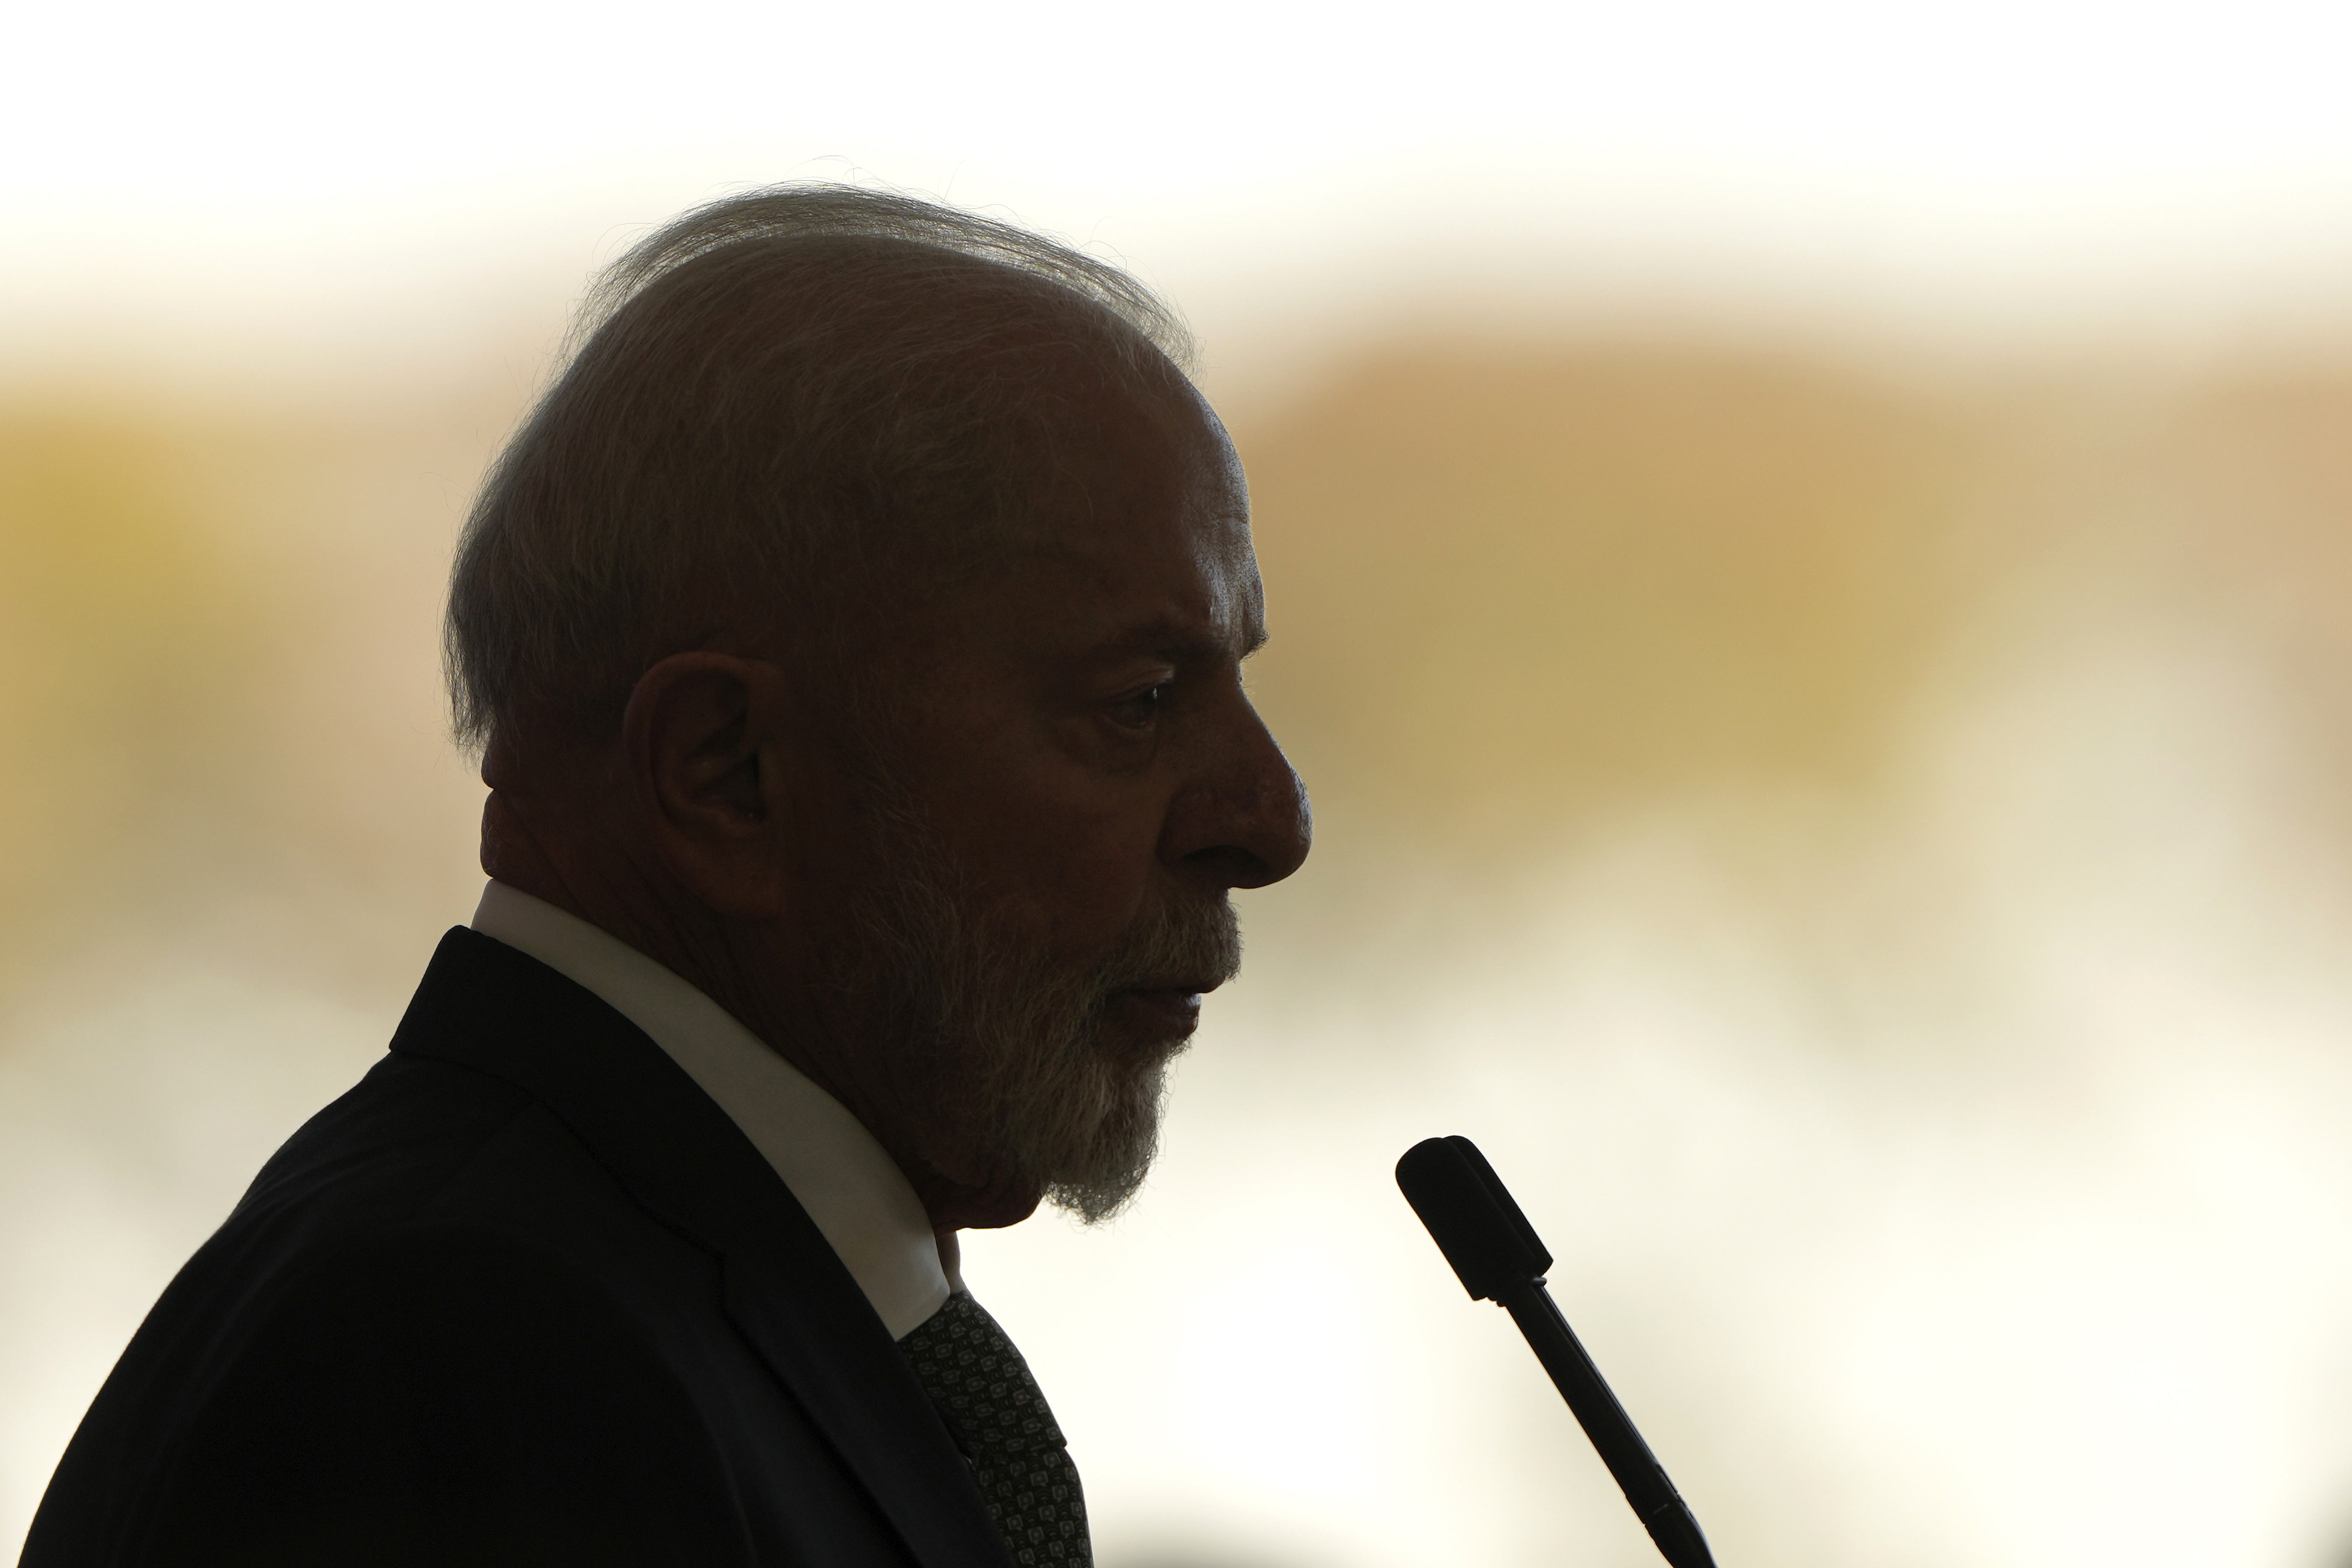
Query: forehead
1006 380 1261 650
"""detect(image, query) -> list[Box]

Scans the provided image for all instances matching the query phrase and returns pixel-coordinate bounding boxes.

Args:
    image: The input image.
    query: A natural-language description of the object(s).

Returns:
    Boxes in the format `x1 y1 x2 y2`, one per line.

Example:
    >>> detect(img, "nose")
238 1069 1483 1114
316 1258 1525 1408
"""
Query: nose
1160 696 1313 891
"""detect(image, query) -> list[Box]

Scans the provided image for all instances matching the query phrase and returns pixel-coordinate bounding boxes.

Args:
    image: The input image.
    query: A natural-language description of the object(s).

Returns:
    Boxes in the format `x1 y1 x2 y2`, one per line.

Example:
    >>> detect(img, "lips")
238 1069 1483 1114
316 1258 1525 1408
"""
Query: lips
1115 984 1212 1038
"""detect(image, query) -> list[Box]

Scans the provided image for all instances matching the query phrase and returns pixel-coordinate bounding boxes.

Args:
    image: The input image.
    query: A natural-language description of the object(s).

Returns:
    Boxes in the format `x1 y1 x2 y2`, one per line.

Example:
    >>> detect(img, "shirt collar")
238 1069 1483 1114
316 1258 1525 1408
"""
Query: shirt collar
469 879 955 1338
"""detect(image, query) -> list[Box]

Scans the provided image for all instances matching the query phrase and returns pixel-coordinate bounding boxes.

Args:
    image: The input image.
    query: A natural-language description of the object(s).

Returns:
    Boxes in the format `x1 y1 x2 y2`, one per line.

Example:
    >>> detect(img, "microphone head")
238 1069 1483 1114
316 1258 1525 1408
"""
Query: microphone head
1395 1135 1553 1301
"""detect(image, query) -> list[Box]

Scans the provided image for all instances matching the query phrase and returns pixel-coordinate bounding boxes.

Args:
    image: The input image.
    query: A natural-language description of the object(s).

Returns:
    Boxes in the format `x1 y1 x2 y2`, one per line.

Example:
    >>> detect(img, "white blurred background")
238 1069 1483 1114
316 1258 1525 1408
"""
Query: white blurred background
8 3 2352 1564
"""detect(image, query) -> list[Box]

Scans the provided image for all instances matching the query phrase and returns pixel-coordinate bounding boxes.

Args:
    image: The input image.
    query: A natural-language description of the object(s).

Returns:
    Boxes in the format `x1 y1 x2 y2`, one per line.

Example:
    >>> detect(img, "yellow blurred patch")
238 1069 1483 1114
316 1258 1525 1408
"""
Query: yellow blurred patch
1241 343 2001 845
0 404 268 976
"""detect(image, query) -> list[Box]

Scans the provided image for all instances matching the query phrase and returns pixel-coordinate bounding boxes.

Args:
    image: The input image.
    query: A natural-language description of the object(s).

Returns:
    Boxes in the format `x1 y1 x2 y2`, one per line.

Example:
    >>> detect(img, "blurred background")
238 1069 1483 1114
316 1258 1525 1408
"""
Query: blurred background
9 2 2352 1564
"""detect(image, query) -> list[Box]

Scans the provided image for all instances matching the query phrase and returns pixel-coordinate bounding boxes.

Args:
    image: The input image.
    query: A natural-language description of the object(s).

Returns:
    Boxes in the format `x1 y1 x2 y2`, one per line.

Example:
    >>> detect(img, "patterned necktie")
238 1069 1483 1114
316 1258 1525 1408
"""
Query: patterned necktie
898 1291 1093 1567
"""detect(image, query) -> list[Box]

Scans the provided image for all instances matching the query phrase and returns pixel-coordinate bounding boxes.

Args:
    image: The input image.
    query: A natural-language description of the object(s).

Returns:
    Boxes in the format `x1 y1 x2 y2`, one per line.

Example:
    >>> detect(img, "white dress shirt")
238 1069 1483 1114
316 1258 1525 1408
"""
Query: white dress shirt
470 879 958 1339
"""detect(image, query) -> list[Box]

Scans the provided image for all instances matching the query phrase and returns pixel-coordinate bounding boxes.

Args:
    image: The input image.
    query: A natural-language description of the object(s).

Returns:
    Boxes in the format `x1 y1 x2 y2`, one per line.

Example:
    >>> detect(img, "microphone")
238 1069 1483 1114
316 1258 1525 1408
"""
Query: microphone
1396 1135 1716 1568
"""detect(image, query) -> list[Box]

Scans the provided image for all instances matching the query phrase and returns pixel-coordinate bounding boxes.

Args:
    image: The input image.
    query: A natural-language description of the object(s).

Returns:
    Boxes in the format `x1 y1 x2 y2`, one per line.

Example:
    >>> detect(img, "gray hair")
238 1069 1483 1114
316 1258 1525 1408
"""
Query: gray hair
444 184 1198 756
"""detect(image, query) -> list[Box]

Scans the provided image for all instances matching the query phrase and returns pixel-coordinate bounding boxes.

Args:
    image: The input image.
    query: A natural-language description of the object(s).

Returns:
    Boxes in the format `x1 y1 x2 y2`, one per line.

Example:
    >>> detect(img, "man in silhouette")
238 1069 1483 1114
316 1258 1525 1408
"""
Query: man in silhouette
24 187 1310 1568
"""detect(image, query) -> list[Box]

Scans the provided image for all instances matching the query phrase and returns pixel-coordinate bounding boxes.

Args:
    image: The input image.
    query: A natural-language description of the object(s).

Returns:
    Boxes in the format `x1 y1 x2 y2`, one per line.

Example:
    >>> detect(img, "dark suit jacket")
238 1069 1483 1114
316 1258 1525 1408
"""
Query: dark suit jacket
22 927 1017 1568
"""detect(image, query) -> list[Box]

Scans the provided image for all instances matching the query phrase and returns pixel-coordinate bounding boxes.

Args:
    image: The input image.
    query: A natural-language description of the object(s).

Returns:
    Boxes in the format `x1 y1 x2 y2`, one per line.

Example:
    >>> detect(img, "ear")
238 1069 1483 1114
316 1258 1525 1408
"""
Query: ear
619 651 802 921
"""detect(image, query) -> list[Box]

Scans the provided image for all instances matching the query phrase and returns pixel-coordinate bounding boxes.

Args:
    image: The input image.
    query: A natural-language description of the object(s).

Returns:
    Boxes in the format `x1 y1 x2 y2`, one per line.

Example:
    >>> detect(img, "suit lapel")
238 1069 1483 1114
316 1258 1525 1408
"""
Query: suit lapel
390 927 1015 1568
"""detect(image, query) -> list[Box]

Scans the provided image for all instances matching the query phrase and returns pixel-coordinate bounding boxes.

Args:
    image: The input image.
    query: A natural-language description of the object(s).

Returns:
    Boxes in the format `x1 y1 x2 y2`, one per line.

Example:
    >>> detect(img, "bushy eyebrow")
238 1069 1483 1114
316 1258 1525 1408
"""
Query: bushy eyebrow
1108 615 1266 665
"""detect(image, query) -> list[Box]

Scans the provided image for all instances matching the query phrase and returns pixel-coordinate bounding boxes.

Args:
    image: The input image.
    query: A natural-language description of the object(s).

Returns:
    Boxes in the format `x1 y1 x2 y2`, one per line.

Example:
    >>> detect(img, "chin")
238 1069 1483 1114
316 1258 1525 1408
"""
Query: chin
1041 1062 1174 1226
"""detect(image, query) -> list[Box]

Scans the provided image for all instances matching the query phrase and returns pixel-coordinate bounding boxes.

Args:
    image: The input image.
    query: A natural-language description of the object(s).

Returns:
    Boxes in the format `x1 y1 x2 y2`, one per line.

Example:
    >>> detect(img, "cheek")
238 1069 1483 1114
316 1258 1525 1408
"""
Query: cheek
1042 825 1154 947
905 682 1168 951
1003 791 1162 950
928 764 1165 951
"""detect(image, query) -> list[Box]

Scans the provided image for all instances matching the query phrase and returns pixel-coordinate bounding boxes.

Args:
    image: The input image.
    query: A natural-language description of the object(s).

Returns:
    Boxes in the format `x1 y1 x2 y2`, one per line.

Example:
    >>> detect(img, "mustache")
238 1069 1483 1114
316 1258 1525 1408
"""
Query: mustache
1083 894 1243 1002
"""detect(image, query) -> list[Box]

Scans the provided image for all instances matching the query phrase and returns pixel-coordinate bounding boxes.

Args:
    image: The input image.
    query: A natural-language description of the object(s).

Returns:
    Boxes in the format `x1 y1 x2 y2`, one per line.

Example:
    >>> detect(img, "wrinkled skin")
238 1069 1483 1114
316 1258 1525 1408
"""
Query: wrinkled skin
480 357 1311 1238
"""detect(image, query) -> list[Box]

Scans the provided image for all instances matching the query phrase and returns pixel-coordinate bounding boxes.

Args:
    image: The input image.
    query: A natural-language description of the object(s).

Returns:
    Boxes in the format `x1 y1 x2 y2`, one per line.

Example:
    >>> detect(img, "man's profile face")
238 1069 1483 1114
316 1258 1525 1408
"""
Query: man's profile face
823 371 1311 1226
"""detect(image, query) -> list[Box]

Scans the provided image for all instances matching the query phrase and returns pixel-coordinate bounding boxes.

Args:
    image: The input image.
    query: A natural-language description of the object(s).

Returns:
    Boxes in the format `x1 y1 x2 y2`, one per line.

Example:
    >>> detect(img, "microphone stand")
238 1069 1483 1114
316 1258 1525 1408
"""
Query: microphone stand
1398 1136 1716 1568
